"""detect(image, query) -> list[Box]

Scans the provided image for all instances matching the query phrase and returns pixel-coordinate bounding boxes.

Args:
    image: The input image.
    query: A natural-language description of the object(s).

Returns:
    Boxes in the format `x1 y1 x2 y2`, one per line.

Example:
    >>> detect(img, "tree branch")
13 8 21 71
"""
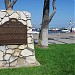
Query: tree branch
49 0 56 22
4 0 17 10
11 0 17 8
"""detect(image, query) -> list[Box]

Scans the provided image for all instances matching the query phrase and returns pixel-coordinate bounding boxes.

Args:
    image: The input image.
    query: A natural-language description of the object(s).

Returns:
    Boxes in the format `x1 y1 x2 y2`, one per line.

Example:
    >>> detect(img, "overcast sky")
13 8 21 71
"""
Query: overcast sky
0 0 74 28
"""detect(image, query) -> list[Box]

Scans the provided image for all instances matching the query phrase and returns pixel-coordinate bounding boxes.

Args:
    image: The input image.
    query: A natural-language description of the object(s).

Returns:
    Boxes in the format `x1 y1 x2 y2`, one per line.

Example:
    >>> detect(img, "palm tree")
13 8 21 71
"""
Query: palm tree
39 0 56 47
4 0 17 10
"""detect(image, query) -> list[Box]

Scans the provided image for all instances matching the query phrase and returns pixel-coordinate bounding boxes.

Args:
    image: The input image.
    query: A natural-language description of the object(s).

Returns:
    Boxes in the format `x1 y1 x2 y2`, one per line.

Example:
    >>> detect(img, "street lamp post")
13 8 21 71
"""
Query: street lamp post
69 20 72 32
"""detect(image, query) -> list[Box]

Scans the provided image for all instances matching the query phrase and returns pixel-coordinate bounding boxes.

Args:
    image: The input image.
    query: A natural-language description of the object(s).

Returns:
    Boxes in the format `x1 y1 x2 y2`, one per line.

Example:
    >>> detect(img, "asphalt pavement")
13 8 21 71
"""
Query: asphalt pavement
48 33 75 44
33 32 75 44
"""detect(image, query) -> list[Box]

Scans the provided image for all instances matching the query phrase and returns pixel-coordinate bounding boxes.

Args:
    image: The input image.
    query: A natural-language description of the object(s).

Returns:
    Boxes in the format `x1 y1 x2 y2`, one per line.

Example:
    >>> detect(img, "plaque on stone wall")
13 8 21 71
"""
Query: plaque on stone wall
0 18 27 45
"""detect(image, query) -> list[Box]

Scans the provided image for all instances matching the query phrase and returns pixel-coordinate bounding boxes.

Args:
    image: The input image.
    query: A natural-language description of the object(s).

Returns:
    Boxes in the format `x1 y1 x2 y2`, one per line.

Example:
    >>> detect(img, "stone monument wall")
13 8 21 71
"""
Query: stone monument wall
0 10 40 68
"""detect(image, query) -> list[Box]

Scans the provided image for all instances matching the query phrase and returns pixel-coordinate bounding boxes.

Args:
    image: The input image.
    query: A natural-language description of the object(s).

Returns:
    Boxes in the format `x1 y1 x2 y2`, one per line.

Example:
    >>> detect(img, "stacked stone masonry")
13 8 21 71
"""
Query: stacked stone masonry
0 10 40 68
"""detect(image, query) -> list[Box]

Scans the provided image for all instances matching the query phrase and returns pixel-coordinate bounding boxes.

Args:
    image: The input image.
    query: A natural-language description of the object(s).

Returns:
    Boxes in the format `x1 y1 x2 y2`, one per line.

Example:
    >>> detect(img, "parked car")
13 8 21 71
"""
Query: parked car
62 29 70 33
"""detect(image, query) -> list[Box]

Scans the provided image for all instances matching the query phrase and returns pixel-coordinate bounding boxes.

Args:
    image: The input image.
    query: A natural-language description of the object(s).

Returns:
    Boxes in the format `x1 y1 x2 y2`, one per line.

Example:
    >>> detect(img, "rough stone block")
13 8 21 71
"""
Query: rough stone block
13 49 20 56
6 49 14 54
28 44 34 49
7 45 18 49
0 61 6 67
25 12 31 18
0 51 3 60
9 56 18 63
4 54 11 61
27 20 32 27
9 12 20 19
0 18 1 21
26 56 36 64
4 63 9 67
0 22 2 25
0 46 6 52
0 11 6 18
28 37 32 43
21 49 33 56
18 20 27 25
20 12 27 20
6 10 14 15
17 58 25 66
10 60 17 67
1 17 9 24
18 45 27 50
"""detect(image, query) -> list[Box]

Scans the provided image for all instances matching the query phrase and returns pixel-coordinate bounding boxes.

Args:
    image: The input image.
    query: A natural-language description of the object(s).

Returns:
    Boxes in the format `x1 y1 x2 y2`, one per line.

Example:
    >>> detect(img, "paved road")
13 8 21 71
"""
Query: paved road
48 33 75 44
33 32 75 44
